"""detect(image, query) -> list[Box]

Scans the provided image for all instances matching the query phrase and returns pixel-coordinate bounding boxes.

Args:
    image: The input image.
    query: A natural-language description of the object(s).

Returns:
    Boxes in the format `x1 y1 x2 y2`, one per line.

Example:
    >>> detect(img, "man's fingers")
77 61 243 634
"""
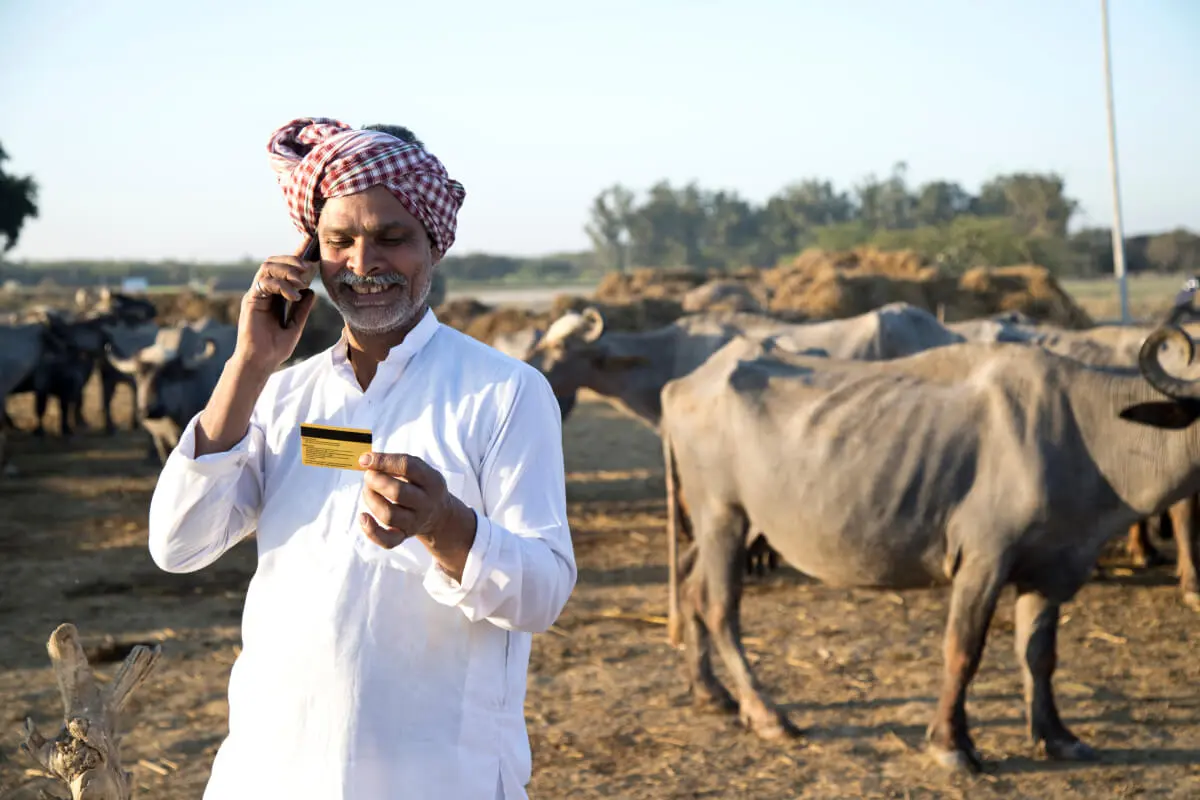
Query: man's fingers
362 486 419 529
363 470 426 508
359 512 408 550
262 261 314 287
358 452 442 490
255 274 302 302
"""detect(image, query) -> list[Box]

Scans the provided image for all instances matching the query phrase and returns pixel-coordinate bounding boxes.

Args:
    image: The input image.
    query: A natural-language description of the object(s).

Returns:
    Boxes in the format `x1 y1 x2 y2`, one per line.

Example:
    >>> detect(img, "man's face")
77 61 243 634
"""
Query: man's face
316 185 438 335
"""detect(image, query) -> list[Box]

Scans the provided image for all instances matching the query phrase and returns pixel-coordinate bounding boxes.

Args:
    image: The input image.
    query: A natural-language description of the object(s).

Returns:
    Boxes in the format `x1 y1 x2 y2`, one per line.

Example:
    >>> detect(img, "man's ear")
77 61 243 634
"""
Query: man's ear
594 354 651 372
1119 401 1200 430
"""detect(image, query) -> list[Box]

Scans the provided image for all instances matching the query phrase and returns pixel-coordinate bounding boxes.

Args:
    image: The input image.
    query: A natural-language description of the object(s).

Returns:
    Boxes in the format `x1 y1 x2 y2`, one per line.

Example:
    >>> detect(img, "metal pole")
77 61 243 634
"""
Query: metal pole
1101 0 1130 323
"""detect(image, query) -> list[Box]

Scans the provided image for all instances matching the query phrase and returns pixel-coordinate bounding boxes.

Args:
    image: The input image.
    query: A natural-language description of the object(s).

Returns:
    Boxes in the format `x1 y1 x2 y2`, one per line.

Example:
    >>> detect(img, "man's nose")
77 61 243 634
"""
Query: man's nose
345 240 387 275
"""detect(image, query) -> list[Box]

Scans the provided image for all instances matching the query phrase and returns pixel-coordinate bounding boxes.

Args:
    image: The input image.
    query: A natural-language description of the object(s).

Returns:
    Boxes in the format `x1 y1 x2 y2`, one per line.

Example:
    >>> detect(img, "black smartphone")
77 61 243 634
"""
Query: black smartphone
275 237 320 329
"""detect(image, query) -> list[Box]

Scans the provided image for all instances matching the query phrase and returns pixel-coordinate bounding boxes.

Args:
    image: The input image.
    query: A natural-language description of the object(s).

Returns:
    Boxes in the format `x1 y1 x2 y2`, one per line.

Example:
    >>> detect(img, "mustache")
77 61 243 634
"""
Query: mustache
333 270 408 288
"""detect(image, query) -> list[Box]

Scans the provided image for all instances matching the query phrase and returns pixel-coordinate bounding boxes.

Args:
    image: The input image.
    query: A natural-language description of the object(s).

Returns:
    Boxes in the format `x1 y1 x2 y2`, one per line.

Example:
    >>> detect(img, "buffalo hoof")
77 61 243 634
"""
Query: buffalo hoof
742 707 802 741
1043 737 1098 762
1183 591 1200 613
690 684 738 715
1131 549 1169 569
927 743 983 774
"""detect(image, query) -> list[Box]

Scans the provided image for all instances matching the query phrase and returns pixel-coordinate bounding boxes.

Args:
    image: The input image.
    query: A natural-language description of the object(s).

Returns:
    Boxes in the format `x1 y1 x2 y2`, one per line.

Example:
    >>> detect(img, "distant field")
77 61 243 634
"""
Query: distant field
1061 273 1186 324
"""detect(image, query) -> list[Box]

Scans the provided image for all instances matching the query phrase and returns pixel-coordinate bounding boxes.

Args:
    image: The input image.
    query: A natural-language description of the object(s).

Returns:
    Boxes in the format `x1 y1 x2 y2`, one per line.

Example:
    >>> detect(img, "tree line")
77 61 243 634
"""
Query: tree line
584 162 1200 278
2 140 1197 289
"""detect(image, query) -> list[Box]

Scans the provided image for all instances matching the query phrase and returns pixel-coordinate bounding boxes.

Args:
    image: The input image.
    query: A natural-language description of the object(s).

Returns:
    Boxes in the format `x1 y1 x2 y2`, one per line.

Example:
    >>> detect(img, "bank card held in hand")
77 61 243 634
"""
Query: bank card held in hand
300 423 373 470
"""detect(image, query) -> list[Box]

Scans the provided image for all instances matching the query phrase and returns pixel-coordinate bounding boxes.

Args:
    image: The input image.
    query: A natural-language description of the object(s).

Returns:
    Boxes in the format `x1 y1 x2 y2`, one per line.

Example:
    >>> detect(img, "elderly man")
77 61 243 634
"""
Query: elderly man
147 117 575 800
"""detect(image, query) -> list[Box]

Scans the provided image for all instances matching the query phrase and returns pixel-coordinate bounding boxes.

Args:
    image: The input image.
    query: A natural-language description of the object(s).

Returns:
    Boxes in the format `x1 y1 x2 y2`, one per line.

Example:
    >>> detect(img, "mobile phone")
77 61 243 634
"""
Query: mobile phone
275 237 320 328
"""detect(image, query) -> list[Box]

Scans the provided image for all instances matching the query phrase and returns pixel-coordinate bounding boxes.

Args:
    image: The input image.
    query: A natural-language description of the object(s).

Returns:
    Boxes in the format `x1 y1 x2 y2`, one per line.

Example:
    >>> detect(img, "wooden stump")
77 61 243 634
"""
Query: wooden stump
20 624 162 800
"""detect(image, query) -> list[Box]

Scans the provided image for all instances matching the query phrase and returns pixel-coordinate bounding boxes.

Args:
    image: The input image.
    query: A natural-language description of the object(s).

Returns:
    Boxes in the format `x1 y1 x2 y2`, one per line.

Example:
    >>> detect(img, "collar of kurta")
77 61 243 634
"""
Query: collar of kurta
328 307 441 389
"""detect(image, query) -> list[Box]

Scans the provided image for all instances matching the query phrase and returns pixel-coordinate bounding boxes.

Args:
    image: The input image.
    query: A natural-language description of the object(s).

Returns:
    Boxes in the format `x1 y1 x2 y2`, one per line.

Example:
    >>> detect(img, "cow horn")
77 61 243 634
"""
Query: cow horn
182 339 217 370
580 307 605 342
1137 326 1200 399
105 343 141 375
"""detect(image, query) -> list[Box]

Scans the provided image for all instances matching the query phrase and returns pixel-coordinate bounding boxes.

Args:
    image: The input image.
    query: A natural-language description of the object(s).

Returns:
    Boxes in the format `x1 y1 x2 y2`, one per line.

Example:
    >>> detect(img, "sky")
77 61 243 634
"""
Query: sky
1 0 1197 263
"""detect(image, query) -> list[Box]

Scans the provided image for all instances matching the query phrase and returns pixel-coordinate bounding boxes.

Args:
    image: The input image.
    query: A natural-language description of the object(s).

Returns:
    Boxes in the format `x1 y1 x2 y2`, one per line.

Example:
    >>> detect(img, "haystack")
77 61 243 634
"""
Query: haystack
593 267 714 304
681 280 767 314
463 306 546 344
550 294 685 332
760 247 1092 329
955 265 1093 329
435 297 494 333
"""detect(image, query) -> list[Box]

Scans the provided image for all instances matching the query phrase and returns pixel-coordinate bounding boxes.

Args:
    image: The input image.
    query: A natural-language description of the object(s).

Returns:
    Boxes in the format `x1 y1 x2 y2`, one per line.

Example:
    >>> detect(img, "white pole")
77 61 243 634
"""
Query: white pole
1101 0 1130 323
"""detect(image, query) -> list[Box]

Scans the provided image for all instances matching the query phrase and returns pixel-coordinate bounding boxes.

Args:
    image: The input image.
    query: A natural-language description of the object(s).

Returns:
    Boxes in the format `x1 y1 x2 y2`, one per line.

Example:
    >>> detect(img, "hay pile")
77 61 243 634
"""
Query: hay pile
548 295 685 332
593 268 715 304
955 265 1093 329
681 280 766 314
571 248 1092 329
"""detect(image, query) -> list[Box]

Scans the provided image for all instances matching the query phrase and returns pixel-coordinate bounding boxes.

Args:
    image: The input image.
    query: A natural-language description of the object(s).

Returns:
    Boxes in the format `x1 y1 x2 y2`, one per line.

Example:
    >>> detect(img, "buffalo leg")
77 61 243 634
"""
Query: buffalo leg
1169 496 1200 610
1127 518 1166 568
699 508 797 740
32 389 48 437
681 567 736 714
1014 590 1096 761
58 392 73 438
926 558 1006 772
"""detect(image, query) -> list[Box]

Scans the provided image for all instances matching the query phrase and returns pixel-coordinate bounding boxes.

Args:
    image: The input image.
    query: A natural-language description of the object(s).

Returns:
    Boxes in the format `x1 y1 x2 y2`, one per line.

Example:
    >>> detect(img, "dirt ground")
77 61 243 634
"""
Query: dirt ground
2 381 1199 800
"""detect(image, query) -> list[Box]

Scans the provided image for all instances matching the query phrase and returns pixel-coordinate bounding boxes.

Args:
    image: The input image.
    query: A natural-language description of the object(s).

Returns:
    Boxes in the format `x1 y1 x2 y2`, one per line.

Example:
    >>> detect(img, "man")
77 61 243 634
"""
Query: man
148 117 575 799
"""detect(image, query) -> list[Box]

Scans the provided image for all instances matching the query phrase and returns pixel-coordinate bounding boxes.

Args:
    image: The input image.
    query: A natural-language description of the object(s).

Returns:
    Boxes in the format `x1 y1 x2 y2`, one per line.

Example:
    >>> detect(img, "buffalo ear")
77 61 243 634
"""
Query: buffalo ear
1119 401 1200 430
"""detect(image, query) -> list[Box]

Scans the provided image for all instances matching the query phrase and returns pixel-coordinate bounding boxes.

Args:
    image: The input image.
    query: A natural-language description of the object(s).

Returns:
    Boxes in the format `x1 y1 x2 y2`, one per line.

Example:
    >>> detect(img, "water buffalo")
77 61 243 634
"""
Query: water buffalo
659 327 1200 772
527 302 966 430
106 319 236 462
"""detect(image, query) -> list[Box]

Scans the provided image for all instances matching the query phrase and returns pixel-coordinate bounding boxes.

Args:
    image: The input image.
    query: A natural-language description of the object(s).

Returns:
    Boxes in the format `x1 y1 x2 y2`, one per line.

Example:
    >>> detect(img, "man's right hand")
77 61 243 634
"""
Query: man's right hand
234 238 320 371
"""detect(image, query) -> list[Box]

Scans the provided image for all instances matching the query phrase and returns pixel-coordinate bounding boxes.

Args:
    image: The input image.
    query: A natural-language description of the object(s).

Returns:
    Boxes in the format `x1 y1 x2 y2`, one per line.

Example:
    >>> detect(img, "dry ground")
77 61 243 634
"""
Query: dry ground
1 380 1199 799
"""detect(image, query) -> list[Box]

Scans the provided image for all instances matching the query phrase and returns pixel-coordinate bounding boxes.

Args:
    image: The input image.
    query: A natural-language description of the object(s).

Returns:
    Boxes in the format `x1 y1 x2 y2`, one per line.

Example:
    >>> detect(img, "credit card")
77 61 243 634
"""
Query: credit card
299 423 372 470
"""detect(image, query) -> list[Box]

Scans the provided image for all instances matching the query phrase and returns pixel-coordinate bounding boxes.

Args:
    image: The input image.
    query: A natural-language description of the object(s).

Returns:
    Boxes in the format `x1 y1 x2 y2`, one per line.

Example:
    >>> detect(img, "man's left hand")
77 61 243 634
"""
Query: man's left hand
358 452 476 580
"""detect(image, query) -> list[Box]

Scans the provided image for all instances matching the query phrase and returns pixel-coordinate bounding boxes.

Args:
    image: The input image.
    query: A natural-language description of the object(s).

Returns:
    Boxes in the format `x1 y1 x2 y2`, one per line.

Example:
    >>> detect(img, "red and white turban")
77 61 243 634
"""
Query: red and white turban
266 117 466 258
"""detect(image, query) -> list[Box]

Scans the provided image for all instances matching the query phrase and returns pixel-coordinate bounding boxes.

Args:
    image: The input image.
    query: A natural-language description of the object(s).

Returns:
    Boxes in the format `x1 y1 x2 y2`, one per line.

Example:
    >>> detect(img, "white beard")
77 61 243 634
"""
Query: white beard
323 268 433 335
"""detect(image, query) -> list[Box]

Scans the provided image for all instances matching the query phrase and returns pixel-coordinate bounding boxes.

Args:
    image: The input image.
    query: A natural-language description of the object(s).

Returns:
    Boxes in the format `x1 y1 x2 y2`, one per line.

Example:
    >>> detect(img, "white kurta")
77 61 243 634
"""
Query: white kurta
147 309 575 800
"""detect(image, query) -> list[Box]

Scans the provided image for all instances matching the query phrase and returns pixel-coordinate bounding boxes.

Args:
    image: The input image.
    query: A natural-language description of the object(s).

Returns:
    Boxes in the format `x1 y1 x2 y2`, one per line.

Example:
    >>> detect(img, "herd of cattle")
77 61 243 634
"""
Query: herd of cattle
0 291 239 469
4 285 1200 774
519 294 1200 771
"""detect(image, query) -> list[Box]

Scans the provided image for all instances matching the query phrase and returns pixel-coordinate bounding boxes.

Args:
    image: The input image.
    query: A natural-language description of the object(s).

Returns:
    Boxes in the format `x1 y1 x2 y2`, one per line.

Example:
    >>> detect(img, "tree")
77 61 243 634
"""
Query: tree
976 173 1077 238
0 141 39 252
585 184 634 273
1145 228 1200 274
913 181 975 227
856 162 915 231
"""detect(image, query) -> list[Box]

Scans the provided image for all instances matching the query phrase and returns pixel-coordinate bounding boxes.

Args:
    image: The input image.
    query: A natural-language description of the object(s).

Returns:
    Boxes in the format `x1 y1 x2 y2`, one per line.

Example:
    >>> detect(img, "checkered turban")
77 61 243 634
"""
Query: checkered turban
266 117 466 258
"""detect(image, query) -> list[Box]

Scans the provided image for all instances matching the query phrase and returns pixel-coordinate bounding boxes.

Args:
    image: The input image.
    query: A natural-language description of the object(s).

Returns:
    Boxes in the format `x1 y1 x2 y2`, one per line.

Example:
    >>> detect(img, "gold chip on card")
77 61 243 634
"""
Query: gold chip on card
299 423 372 470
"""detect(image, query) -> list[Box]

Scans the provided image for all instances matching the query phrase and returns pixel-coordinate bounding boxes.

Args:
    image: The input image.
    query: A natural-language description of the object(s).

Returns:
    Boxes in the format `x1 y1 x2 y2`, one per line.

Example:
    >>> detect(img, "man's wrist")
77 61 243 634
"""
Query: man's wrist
420 498 477 582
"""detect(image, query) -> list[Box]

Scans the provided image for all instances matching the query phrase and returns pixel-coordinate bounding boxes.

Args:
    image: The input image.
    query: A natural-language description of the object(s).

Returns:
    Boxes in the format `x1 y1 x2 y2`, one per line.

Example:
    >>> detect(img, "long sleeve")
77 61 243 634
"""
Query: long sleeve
423 368 576 633
147 411 266 573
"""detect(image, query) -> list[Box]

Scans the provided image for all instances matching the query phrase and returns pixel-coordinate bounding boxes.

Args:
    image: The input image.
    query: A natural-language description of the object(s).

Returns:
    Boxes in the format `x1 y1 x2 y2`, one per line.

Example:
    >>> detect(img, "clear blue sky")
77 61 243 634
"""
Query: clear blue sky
1 0 1196 262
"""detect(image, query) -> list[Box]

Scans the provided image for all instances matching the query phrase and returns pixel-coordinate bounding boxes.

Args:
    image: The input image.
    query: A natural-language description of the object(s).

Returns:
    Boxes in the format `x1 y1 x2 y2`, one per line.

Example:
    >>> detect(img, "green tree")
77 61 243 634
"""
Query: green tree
976 173 1077 238
913 180 975 226
585 184 634 273
856 162 915 231
1145 228 1200 273
0 142 39 252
